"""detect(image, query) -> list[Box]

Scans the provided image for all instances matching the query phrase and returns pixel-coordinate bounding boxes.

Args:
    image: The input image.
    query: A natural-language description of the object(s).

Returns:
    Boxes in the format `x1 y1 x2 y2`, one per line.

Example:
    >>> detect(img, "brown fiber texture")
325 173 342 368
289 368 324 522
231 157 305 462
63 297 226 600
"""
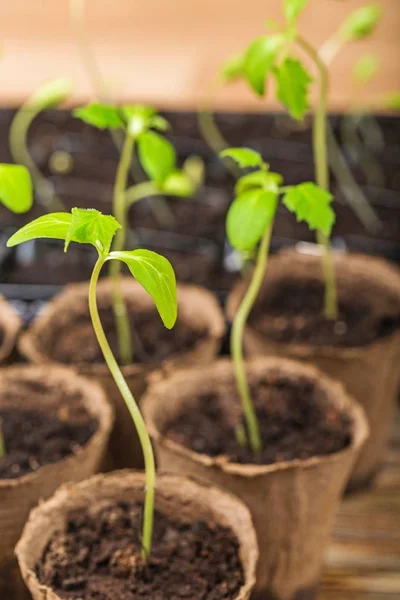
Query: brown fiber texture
142 357 369 600
0 365 113 599
0 293 22 364
16 471 258 600
19 278 225 469
226 250 400 490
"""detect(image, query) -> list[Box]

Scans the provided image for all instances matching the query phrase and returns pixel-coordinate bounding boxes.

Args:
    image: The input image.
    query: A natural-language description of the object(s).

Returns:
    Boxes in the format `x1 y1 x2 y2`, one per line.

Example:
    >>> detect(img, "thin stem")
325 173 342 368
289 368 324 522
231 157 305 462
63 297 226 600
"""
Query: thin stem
110 132 135 365
9 107 66 212
231 223 274 454
296 35 338 320
0 423 5 458
125 181 162 207
89 255 155 557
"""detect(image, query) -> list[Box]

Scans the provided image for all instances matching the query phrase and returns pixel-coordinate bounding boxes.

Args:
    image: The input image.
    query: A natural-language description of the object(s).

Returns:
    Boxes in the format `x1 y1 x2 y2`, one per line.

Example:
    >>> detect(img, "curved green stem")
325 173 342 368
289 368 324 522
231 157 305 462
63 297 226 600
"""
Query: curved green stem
90 255 155 557
9 106 66 212
231 223 274 454
296 35 338 320
125 181 162 207
110 132 135 365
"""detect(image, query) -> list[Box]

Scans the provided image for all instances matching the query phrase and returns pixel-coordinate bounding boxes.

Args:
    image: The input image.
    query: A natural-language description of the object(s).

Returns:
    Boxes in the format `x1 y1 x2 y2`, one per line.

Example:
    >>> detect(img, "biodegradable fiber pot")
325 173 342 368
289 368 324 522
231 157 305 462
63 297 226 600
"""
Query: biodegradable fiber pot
226 250 400 490
0 293 22 364
19 278 225 469
16 471 258 600
143 357 369 600
0 364 113 600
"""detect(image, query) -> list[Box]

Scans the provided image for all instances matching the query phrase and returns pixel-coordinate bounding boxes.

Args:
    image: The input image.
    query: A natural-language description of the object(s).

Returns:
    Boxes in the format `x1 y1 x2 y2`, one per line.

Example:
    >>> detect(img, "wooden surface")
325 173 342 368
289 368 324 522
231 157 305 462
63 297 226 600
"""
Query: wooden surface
319 410 400 599
0 0 399 110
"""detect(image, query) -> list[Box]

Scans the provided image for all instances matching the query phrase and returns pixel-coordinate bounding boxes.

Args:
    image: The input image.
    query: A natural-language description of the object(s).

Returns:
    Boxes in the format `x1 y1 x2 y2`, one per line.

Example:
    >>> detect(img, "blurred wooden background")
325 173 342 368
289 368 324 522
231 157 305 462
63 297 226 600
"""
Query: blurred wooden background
0 0 399 110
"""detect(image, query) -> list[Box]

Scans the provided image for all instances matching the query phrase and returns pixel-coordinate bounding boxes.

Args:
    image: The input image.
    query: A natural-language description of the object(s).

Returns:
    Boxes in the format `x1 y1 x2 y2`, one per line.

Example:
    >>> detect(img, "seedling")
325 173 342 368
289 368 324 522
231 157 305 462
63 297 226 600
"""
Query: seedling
7 207 177 556
9 78 72 212
0 163 33 458
222 146 334 453
73 103 197 364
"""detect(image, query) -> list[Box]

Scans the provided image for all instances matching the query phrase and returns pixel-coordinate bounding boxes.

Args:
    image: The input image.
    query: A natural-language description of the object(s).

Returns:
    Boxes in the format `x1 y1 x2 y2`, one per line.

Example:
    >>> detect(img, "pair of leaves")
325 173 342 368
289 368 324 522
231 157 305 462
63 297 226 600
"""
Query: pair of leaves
339 3 382 42
7 208 177 329
0 164 33 214
283 183 335 236
73 103 169 135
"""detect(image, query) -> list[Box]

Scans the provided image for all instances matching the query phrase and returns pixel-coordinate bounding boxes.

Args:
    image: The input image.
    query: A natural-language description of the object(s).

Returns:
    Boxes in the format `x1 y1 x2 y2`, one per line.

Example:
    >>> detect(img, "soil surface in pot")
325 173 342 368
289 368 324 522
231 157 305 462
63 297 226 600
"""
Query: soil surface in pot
0 381 98 480
36 500 244 600
163 375 352 464
249 277 400 348
39 302 207 366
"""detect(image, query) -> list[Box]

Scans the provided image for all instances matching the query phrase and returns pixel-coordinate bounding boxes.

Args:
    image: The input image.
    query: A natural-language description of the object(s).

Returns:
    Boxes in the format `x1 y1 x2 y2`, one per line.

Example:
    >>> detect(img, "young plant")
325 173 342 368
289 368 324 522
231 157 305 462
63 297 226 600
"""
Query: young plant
7 207 177 556
73 103 197 365
0 163 33 458
9 78 72 212
222 147 334 453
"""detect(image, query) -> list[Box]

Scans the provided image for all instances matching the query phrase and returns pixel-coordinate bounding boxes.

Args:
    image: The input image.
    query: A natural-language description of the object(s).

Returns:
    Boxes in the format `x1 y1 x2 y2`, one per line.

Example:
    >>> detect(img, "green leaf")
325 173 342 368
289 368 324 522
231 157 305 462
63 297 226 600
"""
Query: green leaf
352 54 379 84
73 103 124 130
109 249 177 329
244 34 285 96
284 0 310 24
28 78 72 110
183 155 205 188
149 115 170 132
65 208 121 253
274 57 312 121
220 147 263 169
339 3 382 41
7 213 72 247
227 189 278 251
221 53 246 82
0 164 33 213
137 131 176 184
161 171 195 197
123 105 155 137
283 183 335 236
385 92 400 112
235 170 283 195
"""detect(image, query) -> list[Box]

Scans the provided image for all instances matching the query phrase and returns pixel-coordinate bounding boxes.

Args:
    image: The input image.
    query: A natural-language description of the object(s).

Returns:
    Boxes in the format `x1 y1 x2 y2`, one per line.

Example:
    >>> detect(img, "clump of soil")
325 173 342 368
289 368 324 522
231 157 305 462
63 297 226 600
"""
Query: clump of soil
164 374 352 464
36 500 244 600
0 380 98 480
249 277 400 348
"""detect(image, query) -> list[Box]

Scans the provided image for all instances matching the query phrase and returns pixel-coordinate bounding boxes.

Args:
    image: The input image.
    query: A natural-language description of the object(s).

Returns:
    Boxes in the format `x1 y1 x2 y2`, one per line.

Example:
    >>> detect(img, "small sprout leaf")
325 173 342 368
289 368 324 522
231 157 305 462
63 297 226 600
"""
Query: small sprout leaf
220 147 263 169
7 213 72 247
274 57 312 121
137 131 176 184
227 189 278 251
284 0 310 24
339 3 382 42
73 103 124 130
183 155 205 188
65 208 121 253
123 105 159 137
28 78 72 110
221 53 246 82
244 34 286 96
149 115 170 132
109 249 177 329
352 54 379 84
283 182 335 236
161 171 195 197
235 170 283 195
0 164 33 213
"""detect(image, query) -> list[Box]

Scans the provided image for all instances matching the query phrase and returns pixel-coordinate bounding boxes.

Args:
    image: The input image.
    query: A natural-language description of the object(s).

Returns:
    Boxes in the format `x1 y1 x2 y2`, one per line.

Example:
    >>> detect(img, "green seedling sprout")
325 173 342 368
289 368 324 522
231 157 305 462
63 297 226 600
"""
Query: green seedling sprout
222 146 335 453
73 103 197 365
9 78 72 212
7 207 177 556
0 163 33 458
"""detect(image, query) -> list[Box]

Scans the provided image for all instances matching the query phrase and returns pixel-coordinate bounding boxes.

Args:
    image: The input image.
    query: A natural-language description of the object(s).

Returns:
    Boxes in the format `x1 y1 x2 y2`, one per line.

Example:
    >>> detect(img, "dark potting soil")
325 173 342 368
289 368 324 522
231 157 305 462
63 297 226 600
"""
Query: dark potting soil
36 500 245 600
0 381 98 479
250 277 400 348
164 375 352 464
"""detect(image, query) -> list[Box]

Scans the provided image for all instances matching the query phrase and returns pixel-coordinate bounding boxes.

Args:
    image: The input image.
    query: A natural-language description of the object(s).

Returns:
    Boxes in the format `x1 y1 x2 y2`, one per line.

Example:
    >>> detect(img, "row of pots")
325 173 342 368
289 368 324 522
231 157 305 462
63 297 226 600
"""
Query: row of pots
1 248 400 599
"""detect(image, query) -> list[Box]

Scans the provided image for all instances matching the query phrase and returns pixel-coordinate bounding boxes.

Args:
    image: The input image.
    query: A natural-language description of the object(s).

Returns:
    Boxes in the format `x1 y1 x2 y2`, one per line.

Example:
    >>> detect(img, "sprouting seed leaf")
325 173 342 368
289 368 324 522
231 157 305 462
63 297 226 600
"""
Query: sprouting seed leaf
123 105 158 137
149 115 170 132
274 57 313 121
339 3 382 42
235 170 283 195
221 53 246 82
284 0 310 24
385 92 400 112
282 182 335 236
65 208 121 253
352 54 379 84
28 78 72 110
161 171 195 197
227 189 278 251
0 164 33 213
183 155 205 188
109 249 177 329
244 34 286 96
220 147 263 169
137 131 176 184
7 213 72 247
73 103 124 130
